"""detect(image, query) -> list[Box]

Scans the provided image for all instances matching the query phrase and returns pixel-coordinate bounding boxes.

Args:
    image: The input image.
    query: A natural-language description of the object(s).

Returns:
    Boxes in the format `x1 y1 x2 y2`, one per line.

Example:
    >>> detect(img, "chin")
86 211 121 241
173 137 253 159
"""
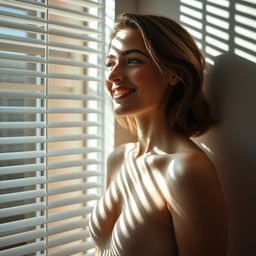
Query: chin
114 108 130 116
113 104 133 116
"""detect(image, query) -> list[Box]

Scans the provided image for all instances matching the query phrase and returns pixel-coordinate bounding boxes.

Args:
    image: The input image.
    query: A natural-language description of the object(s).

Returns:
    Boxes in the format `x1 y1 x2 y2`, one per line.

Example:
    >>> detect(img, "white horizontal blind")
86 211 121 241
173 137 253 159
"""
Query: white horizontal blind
0 0 114 255
179 0 256 65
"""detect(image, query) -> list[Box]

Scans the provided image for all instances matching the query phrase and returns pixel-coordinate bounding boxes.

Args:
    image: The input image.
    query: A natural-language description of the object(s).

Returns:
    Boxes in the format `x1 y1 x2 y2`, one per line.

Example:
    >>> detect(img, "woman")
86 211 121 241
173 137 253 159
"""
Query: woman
89 13 228 256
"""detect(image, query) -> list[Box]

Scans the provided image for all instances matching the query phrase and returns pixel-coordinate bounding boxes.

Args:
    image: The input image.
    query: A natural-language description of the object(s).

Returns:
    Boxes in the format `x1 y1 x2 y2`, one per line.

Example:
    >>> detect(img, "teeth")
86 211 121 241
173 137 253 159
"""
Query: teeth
113 89 133 96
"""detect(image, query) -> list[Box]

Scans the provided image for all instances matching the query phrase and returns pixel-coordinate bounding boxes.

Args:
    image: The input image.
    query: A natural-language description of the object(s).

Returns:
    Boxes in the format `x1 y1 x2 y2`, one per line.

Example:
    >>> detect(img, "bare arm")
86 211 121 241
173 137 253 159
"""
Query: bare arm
166 152 228 256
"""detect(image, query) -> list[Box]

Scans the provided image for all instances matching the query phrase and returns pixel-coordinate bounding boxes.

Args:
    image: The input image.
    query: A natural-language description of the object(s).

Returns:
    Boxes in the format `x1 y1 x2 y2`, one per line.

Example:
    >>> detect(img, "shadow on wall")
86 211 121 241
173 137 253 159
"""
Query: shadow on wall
195 53 256 256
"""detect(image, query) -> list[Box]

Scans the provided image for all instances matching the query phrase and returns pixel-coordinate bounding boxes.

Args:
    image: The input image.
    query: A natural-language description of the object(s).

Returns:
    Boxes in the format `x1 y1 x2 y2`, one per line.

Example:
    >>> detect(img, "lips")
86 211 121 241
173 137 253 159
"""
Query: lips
112 86 136 99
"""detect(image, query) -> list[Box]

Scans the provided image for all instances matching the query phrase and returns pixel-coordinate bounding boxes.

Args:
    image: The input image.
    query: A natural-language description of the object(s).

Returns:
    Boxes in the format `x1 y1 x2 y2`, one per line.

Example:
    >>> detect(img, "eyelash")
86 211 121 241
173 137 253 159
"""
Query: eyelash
127 57 143 64
105 62 114 68
105 58 143 68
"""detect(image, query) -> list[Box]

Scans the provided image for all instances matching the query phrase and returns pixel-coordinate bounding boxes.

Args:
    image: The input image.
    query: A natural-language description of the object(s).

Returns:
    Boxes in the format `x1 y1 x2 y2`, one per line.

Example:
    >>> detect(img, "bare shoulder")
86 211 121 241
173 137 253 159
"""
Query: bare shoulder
166 150 219 192
169 150 216 182
163 150 221 207
162 150 228 256
106 142 136 187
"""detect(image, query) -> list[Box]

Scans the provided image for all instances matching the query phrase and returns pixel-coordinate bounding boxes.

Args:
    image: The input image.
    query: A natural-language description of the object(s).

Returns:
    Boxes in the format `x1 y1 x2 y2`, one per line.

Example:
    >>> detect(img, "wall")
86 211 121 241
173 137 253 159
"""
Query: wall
196 53 256 256
137 0 180 21
114 1 256 254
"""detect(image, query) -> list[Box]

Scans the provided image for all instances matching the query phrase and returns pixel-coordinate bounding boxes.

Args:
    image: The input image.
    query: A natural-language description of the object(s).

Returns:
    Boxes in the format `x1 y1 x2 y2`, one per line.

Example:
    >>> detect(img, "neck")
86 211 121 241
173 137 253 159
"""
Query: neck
133 106 177 158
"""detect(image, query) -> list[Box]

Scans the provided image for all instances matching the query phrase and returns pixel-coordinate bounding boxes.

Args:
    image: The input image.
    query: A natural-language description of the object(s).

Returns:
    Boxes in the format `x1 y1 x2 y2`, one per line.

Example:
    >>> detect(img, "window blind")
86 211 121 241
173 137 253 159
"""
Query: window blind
0 0 115 255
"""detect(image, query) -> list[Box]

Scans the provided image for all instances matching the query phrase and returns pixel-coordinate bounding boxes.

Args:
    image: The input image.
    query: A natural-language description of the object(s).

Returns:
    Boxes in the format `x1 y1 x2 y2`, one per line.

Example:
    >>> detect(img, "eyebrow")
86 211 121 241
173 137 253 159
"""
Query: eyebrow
106 49 148 59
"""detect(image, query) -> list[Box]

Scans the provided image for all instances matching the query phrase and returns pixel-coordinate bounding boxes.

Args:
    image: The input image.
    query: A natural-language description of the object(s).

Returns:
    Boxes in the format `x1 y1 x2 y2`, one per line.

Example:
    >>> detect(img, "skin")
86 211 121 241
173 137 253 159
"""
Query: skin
89 28 228 256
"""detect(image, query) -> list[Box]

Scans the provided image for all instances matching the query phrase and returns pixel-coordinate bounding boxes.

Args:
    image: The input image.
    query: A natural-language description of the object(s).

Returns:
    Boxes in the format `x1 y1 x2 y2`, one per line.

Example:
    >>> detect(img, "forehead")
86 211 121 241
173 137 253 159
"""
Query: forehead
109 28 147 56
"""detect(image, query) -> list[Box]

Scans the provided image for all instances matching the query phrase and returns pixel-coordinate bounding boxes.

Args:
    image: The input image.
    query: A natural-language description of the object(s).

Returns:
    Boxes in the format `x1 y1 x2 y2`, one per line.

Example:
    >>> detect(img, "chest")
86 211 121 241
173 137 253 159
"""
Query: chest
89 161 173 254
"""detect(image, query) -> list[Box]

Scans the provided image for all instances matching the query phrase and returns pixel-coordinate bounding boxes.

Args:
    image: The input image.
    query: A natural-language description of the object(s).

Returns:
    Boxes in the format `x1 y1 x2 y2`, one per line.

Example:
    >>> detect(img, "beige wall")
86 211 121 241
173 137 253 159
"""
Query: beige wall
195 54 256 256
137 0 179 21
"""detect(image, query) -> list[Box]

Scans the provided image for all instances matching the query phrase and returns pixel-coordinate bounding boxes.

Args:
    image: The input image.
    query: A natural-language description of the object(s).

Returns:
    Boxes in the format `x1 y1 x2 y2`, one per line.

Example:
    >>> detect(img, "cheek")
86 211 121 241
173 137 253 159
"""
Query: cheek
105 80 112 92
130 67 161 86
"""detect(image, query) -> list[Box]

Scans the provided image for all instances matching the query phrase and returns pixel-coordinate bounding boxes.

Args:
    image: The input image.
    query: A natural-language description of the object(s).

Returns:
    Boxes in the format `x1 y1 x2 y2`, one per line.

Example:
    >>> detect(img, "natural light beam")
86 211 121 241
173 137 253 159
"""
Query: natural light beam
180 15 203 29
183 25 203 39
206 25 230 40
206 36 229 51
235 37 256 53
206 46 222 57
235 14 256 28
206 5 230 18
235 26 256 41
235 48 256 63
180 0 203 9
205 36 229 51
180 5 203 19
206 15 230 30
236 3 256 17
207 0 230 8
242 0 256 4
205 57 215 65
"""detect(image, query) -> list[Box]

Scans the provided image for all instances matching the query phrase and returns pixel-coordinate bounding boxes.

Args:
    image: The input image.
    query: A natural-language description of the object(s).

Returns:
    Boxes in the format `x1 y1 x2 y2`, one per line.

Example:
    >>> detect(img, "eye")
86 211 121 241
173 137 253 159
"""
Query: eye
105 61 115 68
127 57 143 64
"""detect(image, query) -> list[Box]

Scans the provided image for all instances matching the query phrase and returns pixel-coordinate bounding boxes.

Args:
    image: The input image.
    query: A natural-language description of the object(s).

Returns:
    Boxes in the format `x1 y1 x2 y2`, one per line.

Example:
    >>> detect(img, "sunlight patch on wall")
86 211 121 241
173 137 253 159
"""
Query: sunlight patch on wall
234 1 256 63
180 0 256 65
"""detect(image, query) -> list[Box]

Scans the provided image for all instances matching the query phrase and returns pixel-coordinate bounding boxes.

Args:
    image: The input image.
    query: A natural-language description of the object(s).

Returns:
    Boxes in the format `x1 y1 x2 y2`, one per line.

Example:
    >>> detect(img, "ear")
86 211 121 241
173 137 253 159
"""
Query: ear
169 72 180 86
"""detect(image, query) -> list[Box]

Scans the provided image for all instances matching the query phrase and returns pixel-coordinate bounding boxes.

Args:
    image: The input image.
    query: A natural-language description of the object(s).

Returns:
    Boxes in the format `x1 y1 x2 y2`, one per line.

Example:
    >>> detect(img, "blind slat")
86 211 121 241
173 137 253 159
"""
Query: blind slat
0 134 101 144
48 241 94 256
48 230 90 248
0 189 45 203
48 159 101 170
0 229 46 248
0 203 46 218
0 34 102 54
0 10 102 34
48 171 101 182
48 194 99 208
0 177 46 189
0 136 45 144
0 217 46 233
48 147 101 157
0 164 45 175
0 241 46 256
48 183 101 195
0 52 102 68
0 90 101 101
48 218 89 236
0 121 101 128
0 106 102 114
0 147 101 161
48 134 102 141
1 150 46 161
48 4 102 22
1 0 103 20
0 20 103 42
59 0 104 8
0 68 101 81
48 206 94 222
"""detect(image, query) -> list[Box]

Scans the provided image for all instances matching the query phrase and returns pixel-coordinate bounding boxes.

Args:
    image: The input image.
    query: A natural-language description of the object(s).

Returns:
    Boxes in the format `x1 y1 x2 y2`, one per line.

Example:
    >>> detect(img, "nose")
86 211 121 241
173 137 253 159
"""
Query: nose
106 63 125 84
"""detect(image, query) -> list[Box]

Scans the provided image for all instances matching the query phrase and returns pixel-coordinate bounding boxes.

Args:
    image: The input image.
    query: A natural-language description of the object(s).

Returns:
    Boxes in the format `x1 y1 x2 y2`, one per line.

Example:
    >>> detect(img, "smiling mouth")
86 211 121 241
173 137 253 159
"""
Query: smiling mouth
112 87 136 99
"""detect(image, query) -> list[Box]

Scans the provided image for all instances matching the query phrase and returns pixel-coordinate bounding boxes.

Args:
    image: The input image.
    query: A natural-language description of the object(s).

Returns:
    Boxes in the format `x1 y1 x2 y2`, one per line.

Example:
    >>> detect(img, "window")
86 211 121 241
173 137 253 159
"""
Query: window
179 0 256 65
0 0 115 255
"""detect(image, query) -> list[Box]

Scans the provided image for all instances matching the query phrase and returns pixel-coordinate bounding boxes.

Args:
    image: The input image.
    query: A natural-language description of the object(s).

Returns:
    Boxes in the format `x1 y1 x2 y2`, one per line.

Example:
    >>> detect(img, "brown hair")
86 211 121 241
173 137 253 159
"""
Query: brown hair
111 13 214 137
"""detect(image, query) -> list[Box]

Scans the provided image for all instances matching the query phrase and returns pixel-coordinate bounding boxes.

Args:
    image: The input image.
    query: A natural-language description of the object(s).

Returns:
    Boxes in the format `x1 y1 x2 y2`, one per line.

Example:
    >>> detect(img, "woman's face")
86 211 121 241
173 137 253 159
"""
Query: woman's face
105 28 171 116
